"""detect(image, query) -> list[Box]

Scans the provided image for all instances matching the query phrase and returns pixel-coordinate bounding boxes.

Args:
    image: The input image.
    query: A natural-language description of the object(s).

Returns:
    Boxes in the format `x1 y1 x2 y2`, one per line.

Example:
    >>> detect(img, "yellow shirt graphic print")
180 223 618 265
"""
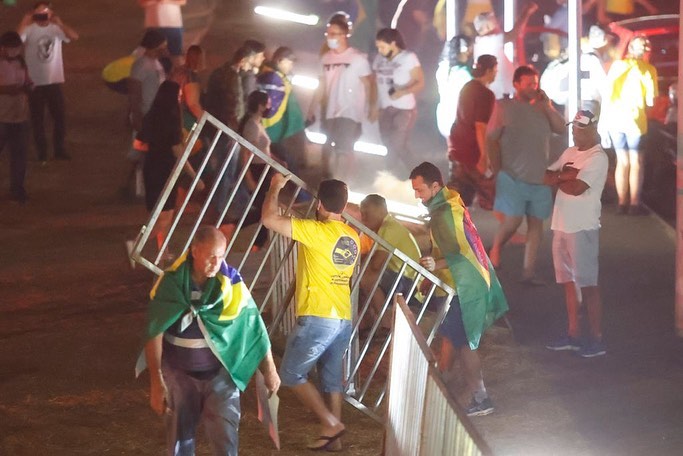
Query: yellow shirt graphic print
292 218 360 320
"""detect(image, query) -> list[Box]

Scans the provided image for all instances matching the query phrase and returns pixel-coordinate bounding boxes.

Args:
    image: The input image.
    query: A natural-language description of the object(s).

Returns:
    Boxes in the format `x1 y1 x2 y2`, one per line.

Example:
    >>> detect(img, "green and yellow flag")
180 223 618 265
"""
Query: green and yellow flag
136 254 270 391
428 188 508 349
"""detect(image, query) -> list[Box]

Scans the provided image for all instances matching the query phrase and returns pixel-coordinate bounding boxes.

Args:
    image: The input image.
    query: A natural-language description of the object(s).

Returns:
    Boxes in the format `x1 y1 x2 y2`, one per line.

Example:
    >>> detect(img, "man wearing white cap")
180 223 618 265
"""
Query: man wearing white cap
544 110 609 358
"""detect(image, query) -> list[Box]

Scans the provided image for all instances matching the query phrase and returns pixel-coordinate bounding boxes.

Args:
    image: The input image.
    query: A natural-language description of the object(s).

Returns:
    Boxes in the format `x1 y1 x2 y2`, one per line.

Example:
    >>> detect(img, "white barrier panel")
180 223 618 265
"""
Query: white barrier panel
384 296 492 456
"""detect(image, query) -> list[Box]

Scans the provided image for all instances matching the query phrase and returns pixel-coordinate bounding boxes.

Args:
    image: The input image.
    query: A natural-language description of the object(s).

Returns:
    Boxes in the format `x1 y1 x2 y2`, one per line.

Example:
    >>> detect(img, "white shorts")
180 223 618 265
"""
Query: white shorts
552 229 599 288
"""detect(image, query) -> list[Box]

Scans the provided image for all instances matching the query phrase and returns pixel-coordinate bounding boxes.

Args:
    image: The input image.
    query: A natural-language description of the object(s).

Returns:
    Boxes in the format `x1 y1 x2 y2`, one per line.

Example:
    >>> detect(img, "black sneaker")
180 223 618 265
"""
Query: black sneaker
465 397 494 417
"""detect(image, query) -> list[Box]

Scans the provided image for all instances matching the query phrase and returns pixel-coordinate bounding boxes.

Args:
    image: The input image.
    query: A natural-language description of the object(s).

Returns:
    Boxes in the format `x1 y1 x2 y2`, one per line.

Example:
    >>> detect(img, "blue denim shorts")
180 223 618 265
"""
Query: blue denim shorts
279 316 352 393
494 171 552 219
437 295 469 348
609 131 642 152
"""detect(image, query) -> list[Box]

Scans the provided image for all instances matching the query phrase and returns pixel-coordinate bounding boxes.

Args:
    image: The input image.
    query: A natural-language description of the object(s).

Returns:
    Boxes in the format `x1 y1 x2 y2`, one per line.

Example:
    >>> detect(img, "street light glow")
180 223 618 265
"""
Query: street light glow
292 74 319 90
253 6 319 26
305 130 388 157
353 140 388 156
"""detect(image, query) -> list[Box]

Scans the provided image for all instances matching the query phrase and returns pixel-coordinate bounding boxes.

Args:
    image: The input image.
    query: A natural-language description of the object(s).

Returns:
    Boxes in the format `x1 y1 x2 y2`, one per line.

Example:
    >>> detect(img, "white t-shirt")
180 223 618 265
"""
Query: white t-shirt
372 50 421 110
143 1 183 28
20 23 69 86
474 33 513 99
547 144 608 233
321 47 371 123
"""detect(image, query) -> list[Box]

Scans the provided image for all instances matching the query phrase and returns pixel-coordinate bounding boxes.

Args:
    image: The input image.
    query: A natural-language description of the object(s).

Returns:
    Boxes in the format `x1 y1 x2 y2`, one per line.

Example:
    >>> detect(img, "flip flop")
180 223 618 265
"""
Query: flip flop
307 429 346 451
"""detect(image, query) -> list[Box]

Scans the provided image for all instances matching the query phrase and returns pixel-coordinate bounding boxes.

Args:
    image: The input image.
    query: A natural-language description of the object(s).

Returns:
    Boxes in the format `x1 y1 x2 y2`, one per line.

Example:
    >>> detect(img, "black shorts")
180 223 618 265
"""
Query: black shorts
322 117 361 154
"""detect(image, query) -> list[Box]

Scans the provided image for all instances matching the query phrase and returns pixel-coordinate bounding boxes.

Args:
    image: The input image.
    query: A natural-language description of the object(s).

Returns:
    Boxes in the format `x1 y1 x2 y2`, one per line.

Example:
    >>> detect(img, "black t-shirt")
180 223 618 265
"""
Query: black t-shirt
449 79 495 168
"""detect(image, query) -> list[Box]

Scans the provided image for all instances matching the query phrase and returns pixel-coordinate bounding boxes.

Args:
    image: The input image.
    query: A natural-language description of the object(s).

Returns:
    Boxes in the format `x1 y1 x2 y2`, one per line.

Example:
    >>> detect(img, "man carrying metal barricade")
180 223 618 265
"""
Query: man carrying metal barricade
262 174 360 452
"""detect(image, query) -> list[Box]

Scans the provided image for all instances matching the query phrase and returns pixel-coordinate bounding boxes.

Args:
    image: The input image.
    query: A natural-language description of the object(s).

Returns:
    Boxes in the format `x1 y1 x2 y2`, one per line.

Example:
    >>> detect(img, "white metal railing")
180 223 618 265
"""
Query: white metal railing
129 112 459 420
384 295 492 456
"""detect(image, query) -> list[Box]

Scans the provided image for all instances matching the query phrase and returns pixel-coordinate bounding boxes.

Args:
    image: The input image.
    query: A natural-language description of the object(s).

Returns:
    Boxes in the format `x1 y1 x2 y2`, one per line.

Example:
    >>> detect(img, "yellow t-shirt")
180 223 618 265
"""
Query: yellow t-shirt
604 58 658 135
377 215 421 278
292 218 360 320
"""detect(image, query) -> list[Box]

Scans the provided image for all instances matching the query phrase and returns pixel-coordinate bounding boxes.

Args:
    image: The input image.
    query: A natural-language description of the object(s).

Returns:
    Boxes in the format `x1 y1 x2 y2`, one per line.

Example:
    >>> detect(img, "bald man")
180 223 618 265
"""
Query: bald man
139 226 279 455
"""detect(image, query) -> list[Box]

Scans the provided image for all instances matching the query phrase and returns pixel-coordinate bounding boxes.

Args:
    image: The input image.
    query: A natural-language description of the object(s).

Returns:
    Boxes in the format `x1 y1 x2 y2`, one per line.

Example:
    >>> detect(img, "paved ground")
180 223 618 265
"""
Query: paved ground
1 1 682 455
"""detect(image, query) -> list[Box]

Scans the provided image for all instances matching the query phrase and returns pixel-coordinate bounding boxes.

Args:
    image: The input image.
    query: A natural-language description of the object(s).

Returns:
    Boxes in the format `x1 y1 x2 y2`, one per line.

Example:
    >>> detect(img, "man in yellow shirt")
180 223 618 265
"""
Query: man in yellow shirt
359 194 421 330
262 175 360 452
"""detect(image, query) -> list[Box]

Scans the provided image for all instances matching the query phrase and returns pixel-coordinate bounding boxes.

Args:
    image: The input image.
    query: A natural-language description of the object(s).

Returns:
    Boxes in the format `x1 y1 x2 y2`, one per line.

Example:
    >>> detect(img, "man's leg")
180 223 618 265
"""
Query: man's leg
628 149 644 207
29 86 48 161
489 214 523 268
280 317 346 448
6 122 28 200
290 382 344 434
582 285 602 341
563 282 581 339
163 365 202 456
46 84 68 158
614 148 630 207
203 369 241 456
522 215 544 280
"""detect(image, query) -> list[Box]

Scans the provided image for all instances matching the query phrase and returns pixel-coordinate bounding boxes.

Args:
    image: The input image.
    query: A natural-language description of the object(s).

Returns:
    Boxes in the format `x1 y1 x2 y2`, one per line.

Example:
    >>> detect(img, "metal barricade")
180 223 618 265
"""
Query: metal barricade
384 295 492 456
129 112 458 421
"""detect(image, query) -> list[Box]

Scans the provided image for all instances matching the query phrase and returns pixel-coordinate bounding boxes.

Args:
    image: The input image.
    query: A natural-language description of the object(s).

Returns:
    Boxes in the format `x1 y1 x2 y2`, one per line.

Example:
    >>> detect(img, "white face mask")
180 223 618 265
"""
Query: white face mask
327 38 340 50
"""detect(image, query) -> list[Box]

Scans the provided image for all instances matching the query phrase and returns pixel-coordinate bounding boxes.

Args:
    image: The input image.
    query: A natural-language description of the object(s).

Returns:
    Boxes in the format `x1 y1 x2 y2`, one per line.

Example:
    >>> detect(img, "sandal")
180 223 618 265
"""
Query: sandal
307 429 346 451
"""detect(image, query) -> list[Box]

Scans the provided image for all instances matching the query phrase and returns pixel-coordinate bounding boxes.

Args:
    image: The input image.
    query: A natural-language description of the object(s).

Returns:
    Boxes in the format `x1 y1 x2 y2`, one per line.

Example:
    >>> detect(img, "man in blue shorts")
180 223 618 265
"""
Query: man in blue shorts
263 175 360 451
487 65 566 283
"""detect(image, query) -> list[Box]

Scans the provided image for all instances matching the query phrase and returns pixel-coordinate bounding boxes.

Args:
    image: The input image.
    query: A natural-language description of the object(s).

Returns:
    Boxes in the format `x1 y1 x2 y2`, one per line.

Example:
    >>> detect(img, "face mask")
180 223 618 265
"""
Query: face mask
263 107 272 117
327 38 339 50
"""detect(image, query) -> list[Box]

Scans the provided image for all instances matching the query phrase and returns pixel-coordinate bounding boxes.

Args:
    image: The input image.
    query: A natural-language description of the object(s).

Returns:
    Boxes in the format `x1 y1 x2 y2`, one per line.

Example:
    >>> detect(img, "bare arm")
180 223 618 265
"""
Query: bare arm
544 166 589 195
361 74 377 122
51 15 79 41
307 77 324 122
536 90 566 134
475 121 489 174
144 334 168 415
183 82 204 120
259 349 281 395
173 144 205 191
504 2 539 44
17 13 32 35
486 136 502 175
419 255 448 272
261 173 293 238
392 65 425 99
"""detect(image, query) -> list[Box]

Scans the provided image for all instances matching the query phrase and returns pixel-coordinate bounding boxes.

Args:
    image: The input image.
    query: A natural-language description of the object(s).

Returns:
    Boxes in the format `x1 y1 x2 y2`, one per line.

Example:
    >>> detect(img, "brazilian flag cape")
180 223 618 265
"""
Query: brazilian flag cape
135 254 270 391
427 188 508 349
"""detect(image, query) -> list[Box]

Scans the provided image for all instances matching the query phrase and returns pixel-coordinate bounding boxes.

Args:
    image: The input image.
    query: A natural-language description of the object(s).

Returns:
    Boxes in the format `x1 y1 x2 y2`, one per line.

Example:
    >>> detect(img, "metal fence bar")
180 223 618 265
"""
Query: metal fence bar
131 112 474 430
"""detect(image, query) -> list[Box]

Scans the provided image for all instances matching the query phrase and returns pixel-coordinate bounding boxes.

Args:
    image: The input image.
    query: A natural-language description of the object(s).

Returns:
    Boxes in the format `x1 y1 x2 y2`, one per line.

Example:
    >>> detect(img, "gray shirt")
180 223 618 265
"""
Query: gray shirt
130 55 164 115
487 97 553 184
